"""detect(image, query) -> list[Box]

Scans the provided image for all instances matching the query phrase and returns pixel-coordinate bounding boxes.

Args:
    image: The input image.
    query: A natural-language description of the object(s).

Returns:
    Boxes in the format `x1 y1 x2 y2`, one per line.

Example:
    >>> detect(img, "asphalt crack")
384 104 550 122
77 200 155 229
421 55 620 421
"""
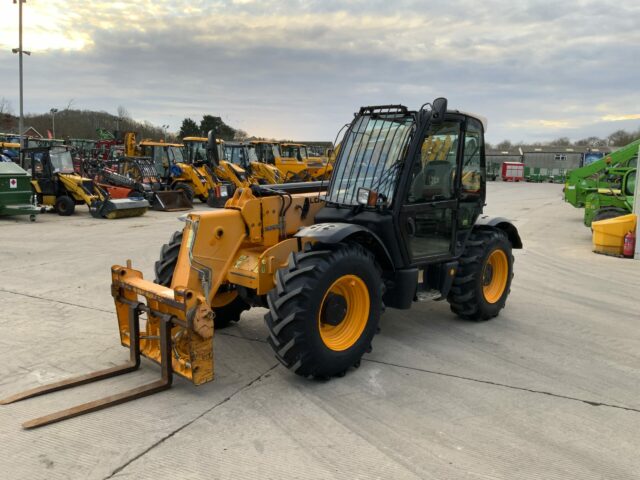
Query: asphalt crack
0 288 112 313
103 362 280 479
4 288 636 415
365 358 640 414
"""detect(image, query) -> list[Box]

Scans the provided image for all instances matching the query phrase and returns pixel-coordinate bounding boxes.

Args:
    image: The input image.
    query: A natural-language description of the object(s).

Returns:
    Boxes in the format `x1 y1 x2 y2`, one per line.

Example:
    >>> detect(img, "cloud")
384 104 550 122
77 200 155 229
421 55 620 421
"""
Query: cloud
0 0 639 142
601 114 640 122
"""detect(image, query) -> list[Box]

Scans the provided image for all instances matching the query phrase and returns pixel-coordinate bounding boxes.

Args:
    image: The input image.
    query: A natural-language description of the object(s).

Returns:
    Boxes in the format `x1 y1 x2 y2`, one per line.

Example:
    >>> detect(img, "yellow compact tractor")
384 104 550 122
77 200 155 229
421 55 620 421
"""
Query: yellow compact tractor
22 146 149 219
3 99 522 428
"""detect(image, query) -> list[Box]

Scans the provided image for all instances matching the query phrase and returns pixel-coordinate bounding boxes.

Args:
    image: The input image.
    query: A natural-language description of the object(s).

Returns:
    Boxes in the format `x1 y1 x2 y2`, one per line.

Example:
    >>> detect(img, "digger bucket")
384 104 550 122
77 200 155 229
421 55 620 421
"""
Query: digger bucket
90 198 150 219
150 190 192 211
0 263 214 429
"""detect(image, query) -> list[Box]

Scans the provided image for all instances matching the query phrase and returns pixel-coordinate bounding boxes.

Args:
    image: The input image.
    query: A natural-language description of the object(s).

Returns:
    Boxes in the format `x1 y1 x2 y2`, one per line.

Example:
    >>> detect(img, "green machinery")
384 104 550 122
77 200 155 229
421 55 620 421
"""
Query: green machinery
583 168 636 227
564 138 639 208
525 167 567 183
0 161 39 221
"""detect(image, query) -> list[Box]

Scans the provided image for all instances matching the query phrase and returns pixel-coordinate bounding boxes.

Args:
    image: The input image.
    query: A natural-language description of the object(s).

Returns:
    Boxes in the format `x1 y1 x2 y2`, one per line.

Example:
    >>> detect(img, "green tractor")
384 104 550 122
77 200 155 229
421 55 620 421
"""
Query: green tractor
583 167 636 227
564 138 639 208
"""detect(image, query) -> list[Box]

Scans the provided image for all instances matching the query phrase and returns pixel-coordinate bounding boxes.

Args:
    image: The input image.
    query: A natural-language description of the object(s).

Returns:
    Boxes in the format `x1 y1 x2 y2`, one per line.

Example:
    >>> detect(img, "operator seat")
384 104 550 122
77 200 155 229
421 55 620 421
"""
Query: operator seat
411 160 454 201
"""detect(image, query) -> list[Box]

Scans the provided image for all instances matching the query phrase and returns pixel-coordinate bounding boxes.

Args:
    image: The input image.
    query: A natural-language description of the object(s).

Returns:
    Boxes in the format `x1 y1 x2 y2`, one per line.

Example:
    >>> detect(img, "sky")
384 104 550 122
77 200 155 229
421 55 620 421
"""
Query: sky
0 0 639 143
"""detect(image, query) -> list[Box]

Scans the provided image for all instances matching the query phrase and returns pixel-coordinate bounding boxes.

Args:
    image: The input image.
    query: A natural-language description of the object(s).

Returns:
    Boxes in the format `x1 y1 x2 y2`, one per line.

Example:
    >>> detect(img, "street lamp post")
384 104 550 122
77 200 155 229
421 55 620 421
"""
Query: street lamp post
162 124 169 141
12 0 30 149
50 108 59 138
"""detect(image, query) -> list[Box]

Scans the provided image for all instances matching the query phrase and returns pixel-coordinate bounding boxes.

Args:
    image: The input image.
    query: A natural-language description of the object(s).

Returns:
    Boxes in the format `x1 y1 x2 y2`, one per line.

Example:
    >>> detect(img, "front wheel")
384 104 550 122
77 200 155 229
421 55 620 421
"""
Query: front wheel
173 182 194 203
448 228 513 321
154 230 249 329
265 243 382 378
55 195 76 216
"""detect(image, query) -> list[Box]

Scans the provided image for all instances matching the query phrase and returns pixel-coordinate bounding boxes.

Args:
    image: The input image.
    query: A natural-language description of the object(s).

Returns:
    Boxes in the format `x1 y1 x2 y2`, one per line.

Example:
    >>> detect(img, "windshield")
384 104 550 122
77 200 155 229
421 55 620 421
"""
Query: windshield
224 146 247 167
281 145 303 160
326 113 414 206
50 149 74 173
168 146 184 163
186 141 208 163
247 146 259 162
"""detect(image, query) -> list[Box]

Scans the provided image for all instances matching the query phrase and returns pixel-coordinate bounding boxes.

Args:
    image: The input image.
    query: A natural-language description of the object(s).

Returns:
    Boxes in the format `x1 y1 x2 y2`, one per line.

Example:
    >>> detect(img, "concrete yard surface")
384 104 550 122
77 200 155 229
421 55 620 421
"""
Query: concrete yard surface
0 183 638 479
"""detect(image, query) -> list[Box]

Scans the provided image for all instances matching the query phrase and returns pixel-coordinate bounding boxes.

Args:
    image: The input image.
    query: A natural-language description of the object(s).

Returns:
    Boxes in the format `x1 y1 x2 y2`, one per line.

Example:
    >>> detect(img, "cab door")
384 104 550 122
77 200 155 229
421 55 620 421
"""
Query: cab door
399 119 462 262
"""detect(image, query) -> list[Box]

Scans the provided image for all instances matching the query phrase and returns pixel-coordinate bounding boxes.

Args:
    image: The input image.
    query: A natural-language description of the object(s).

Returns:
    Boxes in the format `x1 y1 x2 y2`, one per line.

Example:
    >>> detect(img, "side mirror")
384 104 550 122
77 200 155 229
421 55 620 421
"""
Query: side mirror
431 97 448 124
207 130 220 165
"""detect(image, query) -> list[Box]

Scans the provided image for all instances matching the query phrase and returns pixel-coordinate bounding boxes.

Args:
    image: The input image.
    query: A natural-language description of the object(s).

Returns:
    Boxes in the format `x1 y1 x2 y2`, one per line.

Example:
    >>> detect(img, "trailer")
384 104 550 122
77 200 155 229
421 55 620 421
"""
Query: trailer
502 162 524 182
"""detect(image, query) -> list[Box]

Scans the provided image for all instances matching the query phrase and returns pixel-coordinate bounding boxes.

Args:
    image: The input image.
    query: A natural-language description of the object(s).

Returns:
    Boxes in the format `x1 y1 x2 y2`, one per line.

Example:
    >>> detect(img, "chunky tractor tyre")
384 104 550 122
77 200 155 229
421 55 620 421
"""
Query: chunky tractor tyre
153 230 249 328
592 208 627 223
154 230 183 287
55 195 75 216
265 243 382 378
173 182 194 203
448 228 513 321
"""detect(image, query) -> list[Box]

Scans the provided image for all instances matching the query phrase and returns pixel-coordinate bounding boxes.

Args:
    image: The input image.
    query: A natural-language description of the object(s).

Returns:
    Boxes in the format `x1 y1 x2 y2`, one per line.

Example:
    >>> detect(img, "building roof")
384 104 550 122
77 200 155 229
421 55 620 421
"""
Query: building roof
486 149 521 156
519 145 612 154
22 126 43 138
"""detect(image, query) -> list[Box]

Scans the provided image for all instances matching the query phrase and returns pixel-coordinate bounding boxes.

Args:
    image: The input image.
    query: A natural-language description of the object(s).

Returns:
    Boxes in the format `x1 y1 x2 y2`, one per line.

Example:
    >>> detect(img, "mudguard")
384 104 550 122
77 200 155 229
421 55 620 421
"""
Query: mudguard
295 222 395 269
474 215 523 248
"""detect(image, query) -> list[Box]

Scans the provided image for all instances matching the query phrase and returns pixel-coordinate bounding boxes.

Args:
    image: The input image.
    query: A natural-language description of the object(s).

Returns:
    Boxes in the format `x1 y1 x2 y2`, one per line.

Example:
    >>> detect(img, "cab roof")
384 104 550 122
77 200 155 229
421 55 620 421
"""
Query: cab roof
139 141 183 147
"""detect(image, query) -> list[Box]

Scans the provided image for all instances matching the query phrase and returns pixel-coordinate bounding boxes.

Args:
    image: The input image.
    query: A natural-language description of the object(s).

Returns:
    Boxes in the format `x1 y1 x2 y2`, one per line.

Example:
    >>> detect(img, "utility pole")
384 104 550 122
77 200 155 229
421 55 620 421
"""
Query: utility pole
50 108 58 138
12 0 30 149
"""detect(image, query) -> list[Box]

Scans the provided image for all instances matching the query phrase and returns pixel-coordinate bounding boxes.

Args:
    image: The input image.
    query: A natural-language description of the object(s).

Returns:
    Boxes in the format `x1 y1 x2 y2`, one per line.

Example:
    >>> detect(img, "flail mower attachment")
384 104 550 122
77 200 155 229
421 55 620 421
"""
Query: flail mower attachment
1 262 214 429
89 198 150 219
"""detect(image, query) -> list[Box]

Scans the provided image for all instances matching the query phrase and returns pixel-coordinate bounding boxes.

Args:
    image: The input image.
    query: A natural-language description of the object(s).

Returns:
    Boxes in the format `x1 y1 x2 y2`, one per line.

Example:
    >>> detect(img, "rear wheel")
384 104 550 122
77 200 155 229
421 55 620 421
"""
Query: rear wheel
173 182 194 203
55 195 75 216
154 230 249 328
265 243 382 378
448 228 513 321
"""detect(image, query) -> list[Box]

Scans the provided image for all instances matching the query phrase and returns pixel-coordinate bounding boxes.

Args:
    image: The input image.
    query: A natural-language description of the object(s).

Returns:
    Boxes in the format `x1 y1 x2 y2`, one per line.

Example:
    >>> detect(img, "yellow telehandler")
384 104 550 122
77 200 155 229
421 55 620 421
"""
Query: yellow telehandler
2 99 522 428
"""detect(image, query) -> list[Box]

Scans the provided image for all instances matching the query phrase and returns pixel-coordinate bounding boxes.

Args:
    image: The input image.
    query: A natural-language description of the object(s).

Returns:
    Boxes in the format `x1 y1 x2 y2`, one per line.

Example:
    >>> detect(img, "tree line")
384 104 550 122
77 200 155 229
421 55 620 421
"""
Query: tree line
178 116 248 141
0 102 168 141
489 126 640 150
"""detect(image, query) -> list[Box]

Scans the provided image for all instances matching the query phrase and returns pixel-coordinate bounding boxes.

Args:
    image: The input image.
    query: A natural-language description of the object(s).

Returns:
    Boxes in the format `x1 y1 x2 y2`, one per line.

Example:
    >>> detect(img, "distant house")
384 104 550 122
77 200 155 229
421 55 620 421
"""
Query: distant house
22 126 43 139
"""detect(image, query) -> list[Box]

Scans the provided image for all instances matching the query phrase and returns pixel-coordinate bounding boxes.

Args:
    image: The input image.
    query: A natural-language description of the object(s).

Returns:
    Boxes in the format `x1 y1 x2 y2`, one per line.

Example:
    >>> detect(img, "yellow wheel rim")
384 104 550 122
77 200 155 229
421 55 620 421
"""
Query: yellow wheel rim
318 274 370 351
482 249 509 304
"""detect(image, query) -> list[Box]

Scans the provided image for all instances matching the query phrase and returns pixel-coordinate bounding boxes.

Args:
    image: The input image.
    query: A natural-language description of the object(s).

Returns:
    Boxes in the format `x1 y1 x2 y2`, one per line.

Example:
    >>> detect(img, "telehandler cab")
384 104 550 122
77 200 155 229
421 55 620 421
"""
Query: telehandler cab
2 99 521 428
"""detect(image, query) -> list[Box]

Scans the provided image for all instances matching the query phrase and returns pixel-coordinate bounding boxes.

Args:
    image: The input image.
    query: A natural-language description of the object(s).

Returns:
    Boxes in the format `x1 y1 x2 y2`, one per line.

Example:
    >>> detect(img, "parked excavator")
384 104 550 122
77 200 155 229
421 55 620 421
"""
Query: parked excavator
2 99 521 429
21 146 149 219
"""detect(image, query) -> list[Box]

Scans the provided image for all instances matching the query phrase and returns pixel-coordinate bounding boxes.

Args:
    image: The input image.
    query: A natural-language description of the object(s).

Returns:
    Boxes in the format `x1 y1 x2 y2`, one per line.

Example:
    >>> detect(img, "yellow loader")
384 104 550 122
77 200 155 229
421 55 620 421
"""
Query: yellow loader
23 146 148 219
2 99 522 428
